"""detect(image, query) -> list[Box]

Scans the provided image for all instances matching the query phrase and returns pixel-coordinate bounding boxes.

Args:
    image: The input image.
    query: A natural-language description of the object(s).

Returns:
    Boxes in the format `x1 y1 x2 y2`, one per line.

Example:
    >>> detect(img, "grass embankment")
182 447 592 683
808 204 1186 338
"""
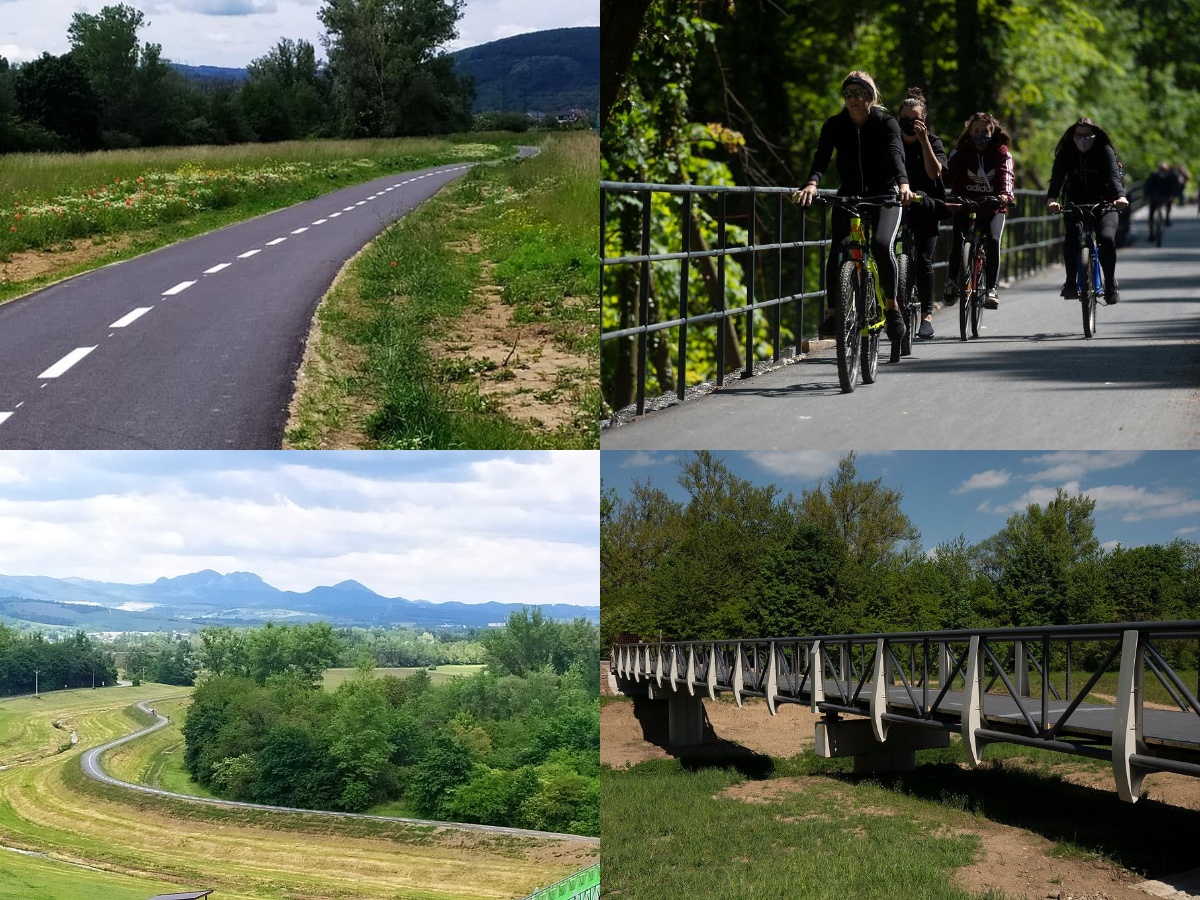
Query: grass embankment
602 736 1200 899
0 134 522 305
322 664 485 691
285 131 599 450
0 685 594 900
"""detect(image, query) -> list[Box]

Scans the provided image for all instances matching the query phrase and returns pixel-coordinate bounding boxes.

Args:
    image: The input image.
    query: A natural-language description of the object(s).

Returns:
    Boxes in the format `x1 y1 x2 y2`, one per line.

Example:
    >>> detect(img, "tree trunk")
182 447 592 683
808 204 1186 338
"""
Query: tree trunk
601 0 654 129
687 209 746 373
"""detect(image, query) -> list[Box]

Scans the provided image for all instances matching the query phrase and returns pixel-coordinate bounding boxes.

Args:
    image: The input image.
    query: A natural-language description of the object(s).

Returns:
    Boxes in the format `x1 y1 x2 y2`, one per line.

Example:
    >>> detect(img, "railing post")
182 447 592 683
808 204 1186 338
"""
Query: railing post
733 643 745 708
744 188 756 378
797 201 806 347
766 641 779 715
686 645 697 697
773 192 783 361
1113 628 1146 802
716 192 728 387
939 641 951 690
963 635 984 765
654 643 664 688
636 189 651 415
708 642 718 700
669 643 680 691
1015 640 1030 697
809 640 823 712
871 638 889 741
677 192 691 402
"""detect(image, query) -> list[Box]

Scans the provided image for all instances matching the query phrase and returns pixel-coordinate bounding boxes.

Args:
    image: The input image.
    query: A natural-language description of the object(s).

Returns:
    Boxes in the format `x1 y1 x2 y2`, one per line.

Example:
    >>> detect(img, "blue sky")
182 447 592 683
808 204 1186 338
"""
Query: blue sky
602 451 1200 552
0 451 599 606
2 0 597 69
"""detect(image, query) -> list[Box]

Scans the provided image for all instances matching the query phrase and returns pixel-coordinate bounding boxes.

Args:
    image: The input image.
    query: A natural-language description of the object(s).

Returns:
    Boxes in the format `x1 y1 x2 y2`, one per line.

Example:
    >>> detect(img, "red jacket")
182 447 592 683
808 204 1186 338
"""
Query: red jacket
946 141 1014 204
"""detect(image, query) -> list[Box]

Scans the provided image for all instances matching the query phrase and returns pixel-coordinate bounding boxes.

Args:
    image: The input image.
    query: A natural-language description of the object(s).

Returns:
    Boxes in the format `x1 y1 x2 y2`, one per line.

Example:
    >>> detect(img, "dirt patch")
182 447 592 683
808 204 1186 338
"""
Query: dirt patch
435 245 591 434
0 236 135 284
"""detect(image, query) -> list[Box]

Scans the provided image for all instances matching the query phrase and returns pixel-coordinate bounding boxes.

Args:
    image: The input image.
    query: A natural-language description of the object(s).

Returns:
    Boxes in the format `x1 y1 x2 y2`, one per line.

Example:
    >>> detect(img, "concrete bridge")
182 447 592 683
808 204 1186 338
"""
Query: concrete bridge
611 621 1200 803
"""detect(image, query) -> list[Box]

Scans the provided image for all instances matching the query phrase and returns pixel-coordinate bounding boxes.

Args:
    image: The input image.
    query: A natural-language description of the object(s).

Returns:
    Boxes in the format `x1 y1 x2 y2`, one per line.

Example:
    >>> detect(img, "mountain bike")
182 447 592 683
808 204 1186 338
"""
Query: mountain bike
816 194 902 392
1061 201 1116 338
1149 200 1166 247
945 195 1005 341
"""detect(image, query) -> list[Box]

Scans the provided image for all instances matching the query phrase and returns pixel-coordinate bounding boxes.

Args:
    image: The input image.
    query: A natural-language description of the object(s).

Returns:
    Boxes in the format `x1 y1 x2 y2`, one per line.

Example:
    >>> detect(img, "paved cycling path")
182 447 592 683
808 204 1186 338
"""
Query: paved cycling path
602 210 1200 449
0 148 537 449
80 698 597 844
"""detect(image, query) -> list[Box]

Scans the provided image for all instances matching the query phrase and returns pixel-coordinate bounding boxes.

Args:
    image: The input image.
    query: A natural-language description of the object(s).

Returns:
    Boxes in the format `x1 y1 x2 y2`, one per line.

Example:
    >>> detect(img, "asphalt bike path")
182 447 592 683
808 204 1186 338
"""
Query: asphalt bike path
0 148 537 449
78 698 597 844
602 210 1200 449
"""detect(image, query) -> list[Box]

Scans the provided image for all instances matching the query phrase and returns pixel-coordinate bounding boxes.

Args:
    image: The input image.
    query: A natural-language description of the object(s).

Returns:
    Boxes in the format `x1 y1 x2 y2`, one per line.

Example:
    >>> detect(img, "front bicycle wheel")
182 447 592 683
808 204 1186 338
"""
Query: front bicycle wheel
1080 245 1097 338
959 243 972 341
862 270 881 383
970 248 985 339
835 260 861 393
897 253 915 357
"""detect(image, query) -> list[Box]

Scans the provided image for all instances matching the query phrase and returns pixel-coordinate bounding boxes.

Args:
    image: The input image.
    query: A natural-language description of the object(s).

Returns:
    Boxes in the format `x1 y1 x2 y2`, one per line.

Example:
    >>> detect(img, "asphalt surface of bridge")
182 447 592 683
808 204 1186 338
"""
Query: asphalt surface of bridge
0 148 537 449
602 210 1200 449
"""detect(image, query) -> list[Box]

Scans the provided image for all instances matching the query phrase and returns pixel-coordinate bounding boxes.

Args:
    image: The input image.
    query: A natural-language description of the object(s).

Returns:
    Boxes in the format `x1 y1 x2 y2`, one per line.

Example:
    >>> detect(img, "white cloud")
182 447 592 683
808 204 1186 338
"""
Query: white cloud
1083 483 1200 522
746 451 891 480
1021 451 1142 482
953 469 1011 493
619 451 674 469
1101 540 1121 552
1177 527 1199 535
987 482 1082 515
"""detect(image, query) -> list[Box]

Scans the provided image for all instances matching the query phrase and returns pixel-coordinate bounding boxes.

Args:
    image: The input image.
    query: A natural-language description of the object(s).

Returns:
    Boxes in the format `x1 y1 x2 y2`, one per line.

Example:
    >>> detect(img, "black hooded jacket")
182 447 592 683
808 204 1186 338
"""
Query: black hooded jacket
806 106 909 196
1046 142 1126 204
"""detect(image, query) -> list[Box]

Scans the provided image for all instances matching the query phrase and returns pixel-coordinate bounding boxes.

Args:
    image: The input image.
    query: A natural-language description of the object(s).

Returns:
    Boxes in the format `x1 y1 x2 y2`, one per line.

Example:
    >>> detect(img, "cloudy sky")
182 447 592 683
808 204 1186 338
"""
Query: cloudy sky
0 451 599 606
1 0 596 69
603 451 1200 553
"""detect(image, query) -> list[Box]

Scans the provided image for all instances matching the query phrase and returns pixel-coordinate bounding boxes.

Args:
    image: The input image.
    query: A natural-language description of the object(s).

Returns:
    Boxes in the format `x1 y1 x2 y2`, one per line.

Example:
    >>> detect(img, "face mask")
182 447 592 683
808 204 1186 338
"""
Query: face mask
1074 134 1096 152
972 134 991 150
899 119 918 136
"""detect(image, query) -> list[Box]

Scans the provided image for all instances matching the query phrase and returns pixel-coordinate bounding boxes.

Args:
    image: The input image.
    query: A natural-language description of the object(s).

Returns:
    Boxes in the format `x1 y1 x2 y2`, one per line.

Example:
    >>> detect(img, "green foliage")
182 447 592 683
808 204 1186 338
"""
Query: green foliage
0 627 117 696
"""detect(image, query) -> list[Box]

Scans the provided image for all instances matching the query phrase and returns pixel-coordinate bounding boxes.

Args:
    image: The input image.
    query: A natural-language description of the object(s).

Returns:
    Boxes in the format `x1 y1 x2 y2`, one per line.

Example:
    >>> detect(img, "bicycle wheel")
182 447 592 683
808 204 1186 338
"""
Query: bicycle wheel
896 253 915 358
1080 245 1097 338
862 270 881 383
970 248 985 339
959 242 972 341
835 260 861 393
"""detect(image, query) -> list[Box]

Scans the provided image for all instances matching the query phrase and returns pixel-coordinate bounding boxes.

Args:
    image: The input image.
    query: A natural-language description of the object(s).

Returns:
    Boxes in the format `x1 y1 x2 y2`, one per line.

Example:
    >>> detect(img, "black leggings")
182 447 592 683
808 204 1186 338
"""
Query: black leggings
902 206 940 317
1063 208 1119 288
824 202 902 311
947 210 1005 291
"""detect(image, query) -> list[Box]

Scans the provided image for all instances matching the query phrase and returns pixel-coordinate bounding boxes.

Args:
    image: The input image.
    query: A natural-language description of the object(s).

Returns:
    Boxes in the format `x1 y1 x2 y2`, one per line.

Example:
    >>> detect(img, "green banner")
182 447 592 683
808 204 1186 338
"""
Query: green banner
523 863 599 900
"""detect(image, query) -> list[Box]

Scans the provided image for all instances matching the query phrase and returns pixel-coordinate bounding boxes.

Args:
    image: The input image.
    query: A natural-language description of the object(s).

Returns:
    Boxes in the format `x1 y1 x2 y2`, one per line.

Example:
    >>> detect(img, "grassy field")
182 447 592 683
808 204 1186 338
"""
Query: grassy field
0 684 595 900
0 135 522 304
284 131 599 450
322 664 486 690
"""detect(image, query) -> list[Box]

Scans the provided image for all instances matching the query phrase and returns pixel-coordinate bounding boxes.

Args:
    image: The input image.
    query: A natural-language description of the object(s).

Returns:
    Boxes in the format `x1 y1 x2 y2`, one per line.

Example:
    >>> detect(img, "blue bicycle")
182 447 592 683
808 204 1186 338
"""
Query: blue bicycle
1061 202 1116 339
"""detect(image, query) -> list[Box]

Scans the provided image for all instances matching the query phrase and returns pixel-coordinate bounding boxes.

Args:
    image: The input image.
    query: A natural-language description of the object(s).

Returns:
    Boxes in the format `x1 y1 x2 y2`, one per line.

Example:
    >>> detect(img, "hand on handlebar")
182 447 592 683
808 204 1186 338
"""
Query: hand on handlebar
898 184 915 206
1047 200 1062 214
792 183 818 207
1115 196 1129 210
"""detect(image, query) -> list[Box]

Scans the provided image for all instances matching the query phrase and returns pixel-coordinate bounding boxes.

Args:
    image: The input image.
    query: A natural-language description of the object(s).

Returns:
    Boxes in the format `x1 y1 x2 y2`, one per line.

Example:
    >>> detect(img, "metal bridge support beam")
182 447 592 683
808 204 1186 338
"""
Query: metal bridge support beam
733 646 745 708
654 646 665 688
939 642 951 690
669 645 680 692
1014 641 1030 697
686 646 696 697
815 719 949 773
707 643 717 701
1113 628 1147 803
871 638 890 742
766 642 779 716
809 641 824 713
963 635 985 766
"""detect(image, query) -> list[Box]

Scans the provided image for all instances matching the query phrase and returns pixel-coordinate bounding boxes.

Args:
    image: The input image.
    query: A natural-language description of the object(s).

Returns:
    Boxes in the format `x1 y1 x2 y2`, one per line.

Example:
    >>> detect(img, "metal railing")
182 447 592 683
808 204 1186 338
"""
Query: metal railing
612 621 1200 803
521 864 600 900
601 180 1135 416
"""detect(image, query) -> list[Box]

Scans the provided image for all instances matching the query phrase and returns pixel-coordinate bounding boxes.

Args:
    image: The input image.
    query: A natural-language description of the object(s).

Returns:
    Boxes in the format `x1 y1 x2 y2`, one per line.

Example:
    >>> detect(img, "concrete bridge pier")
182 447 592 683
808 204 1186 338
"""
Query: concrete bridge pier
612 669 708 748
814 716 949 773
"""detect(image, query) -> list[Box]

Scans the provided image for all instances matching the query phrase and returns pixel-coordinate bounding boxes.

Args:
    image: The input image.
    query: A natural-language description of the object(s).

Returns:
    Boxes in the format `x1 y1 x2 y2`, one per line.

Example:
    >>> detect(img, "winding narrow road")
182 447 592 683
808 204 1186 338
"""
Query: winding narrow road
81 699 598 844
0 147 537 449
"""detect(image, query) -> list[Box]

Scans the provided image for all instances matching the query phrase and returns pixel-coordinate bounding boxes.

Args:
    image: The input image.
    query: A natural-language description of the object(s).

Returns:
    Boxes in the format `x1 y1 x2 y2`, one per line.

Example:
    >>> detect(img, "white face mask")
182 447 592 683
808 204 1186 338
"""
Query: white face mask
1074 134 1097 152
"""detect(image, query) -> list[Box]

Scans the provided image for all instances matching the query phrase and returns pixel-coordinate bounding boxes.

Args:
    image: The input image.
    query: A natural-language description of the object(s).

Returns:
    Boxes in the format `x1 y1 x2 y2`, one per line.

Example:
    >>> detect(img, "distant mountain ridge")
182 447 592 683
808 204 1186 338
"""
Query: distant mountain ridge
169 26 599 116
0 570 598 631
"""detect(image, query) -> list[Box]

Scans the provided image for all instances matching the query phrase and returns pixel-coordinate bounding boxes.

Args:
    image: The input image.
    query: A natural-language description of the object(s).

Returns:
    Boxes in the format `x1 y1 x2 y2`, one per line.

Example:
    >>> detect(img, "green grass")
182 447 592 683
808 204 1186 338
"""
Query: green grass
321 664 485 691
0 135 523 304
285 132 599 450
0 846 179 900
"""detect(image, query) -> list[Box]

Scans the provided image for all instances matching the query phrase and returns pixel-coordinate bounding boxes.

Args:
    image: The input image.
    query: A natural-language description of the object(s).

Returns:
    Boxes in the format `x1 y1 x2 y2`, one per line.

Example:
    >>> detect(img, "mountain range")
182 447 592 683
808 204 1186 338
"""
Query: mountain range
170 26 599 116
0 571 598 632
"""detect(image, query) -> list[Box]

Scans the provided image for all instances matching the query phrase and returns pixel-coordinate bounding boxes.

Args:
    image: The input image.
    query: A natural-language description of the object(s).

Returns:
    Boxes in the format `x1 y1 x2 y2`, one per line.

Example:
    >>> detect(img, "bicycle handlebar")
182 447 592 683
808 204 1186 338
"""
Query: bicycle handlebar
944 194 1008 210
813 194 903 210
1058 201 1118 214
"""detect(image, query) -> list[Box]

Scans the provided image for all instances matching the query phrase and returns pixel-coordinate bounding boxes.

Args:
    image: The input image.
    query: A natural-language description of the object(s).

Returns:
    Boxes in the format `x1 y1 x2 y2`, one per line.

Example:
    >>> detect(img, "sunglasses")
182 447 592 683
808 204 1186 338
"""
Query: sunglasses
842 87 872 101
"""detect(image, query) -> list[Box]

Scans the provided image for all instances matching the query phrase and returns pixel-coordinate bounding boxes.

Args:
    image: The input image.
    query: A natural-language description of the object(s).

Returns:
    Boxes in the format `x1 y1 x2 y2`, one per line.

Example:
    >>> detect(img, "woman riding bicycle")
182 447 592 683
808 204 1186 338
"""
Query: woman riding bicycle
794 70 914 344
897 87 949 339
943 112 1015 310
1045 117 1129 303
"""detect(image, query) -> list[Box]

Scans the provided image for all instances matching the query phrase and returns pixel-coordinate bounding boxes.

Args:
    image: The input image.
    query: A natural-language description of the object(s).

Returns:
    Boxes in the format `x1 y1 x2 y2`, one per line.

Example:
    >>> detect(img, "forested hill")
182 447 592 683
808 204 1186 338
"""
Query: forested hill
170 64 249 85
451 27 598 114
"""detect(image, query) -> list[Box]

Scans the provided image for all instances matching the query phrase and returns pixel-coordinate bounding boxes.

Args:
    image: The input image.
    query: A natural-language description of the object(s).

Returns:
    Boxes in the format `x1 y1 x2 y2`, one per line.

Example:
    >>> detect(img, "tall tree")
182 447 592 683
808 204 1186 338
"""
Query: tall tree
14 53 102 151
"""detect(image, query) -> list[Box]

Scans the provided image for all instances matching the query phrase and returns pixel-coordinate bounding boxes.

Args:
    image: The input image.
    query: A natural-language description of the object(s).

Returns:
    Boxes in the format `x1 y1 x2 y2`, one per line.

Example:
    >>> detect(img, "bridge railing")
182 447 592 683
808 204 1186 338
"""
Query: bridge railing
613 621 1200 802
601 182 1060 416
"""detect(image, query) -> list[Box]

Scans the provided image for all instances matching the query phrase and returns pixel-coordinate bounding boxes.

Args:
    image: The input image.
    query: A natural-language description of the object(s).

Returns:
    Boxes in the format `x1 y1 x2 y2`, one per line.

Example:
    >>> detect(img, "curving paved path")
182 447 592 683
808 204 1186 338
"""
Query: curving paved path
81 698 597 844
0 147 538 449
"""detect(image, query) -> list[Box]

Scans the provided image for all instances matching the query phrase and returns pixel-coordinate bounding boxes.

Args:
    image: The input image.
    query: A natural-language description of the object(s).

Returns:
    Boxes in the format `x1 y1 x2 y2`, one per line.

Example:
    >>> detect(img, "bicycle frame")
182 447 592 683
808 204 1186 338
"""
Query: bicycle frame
845 213 887 337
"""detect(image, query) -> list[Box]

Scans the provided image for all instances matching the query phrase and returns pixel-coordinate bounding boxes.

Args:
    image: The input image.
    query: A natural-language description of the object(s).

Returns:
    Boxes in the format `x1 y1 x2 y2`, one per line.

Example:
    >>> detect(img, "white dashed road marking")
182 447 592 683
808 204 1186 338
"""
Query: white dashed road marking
0 412 12 426
329 212 342 218
266 238 287 246
162 280 196 296
311 218 328 225
39 347 96 379
355 201 366 206
204 263 231 274
237 249 261 259
342 206 355 211
110 307 153 328
291 227 308 234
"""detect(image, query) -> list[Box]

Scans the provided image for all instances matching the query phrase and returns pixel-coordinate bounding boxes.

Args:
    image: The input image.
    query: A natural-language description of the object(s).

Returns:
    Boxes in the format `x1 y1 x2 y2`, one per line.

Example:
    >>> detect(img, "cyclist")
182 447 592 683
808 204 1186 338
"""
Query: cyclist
794 70 915 344
1145 162 1178 234
896 87 949 340
943 112 1015 310
1045 117 1129 303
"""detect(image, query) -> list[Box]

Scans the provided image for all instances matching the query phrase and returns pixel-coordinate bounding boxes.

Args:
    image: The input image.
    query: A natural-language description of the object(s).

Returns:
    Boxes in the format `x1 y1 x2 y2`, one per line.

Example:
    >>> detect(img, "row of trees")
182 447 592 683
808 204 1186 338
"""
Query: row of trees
0 626 117 695
0 1 476 152
182 611 599 834
602 452 1200 650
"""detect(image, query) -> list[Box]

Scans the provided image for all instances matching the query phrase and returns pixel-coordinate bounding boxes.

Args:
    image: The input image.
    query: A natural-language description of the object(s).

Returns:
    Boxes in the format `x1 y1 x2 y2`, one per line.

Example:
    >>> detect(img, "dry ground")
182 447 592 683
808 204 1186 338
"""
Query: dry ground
602 662 1200 900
